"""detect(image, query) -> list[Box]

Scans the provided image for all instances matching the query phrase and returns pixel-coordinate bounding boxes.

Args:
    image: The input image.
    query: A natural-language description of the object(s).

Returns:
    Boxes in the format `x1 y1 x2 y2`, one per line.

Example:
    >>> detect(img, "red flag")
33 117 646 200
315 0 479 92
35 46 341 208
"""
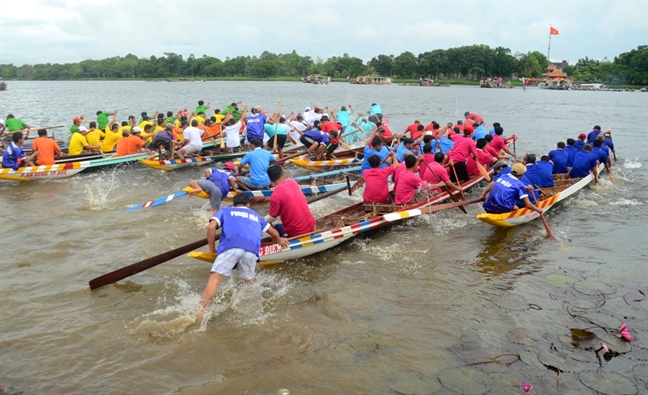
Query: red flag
550 27 559 35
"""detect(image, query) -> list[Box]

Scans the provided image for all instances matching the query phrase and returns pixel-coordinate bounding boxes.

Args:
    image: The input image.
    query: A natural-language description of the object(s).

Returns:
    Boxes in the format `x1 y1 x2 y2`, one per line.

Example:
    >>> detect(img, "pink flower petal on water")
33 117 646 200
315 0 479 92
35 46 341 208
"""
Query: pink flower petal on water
601 342 609 353
519 382 533 393
618 322 633 341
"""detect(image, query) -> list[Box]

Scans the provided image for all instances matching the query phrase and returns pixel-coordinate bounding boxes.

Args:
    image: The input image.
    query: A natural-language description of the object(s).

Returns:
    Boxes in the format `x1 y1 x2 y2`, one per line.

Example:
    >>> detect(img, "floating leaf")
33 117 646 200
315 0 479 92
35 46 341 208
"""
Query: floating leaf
537 351 584 373
492 294 529 311
570 328 599 349
388 371 441 395
579 371 638 395
437 367 493 395
506 328 542 346
633 365 648 383
546 273 578 288
489 372 519 386
598 332 632 354
598 267 635 281
580 312 622 329
350 331 395 353
519 351 546 375
569 300 597 309
573 280 616 295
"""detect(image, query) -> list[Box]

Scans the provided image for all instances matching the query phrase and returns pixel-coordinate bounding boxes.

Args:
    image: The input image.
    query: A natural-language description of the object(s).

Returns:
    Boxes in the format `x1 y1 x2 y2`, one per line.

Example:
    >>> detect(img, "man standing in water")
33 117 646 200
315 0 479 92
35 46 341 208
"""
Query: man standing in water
197 193 288 323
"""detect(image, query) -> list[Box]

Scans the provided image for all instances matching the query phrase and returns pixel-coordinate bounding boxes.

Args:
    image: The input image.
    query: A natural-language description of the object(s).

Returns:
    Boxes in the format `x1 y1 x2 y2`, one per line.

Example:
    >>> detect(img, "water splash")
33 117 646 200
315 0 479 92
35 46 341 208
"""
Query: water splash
609 198 641 206
622 158 642 169
134 271 293 339
84 171 121 210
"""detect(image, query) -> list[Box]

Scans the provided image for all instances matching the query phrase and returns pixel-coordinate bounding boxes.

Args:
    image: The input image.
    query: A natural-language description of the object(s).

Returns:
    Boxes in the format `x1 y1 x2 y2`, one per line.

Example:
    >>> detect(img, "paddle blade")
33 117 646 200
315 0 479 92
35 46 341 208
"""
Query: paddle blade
476 161 491 181
89 238 209 290
127 190 189 210
0 174 31 182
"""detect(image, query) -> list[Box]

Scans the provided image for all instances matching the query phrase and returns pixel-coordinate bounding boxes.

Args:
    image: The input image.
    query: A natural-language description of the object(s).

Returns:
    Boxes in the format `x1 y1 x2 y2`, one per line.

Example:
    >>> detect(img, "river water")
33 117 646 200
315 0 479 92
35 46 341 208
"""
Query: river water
0 81 647 395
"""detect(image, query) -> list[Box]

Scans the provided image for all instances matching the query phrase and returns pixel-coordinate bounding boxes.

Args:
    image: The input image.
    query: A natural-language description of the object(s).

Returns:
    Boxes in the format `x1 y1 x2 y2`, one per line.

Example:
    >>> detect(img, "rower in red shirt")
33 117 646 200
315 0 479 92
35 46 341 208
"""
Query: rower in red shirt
467 139 497 176
464 111 484 125
404 120 424 141
420 151 463 194
265 165 316 237
446 132 478 183
491 126 516 158
394 155 444 205
363 152 398 204
484 135 504 159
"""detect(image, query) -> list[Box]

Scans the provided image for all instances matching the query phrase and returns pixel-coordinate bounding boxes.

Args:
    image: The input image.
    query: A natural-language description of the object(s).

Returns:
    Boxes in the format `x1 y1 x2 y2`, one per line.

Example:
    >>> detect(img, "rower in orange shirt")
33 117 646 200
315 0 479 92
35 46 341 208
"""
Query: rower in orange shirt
32 129 62 165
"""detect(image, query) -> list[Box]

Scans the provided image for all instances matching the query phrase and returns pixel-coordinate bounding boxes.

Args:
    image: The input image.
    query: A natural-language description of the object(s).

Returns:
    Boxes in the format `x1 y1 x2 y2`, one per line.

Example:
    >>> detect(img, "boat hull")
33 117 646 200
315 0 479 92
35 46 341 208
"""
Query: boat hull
138 156 217 171
0 162 89 181
476 163 605 227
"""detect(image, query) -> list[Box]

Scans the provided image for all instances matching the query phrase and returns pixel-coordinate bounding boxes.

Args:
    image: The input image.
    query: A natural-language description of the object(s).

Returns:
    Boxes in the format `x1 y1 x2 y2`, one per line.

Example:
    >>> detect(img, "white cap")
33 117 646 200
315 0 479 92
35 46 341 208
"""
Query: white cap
79 126 88 132
132 126 142 133
425 131 433 136
0 119 4 125
305 107 311 112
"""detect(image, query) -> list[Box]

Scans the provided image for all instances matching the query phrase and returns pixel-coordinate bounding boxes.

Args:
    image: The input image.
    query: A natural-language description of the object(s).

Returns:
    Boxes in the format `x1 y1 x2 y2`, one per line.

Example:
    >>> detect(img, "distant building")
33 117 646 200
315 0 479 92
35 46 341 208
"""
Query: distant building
549 60 569 71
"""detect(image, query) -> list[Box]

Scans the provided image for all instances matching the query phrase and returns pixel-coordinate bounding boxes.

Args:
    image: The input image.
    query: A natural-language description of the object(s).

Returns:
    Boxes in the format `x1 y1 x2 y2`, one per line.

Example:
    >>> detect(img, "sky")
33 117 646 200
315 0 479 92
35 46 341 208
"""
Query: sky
1 0 646 66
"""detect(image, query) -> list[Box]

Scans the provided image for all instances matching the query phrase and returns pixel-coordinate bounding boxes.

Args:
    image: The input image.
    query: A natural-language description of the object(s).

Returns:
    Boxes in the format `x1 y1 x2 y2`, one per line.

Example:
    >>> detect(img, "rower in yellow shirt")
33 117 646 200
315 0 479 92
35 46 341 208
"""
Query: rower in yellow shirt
86 121 105 146
68 126 100 155
101 122 123 152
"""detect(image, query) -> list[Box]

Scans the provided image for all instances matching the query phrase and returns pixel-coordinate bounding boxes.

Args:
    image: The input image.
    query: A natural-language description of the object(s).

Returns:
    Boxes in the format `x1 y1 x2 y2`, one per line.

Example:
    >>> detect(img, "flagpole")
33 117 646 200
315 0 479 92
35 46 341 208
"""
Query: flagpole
547 26 552 68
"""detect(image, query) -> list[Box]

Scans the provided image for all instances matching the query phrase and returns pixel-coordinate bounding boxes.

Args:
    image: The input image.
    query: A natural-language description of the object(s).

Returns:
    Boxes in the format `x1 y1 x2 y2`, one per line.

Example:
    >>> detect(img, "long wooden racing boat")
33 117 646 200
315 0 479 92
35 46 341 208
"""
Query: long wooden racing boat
288 147 364 172
476 163 605 227
189 167 490 264
0 161 91 181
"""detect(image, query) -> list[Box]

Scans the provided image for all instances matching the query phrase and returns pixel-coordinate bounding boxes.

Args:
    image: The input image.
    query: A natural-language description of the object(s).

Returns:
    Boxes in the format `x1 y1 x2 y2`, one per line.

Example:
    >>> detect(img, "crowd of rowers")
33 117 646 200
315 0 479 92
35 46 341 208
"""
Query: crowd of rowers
2 104 615 212
0 101 371 169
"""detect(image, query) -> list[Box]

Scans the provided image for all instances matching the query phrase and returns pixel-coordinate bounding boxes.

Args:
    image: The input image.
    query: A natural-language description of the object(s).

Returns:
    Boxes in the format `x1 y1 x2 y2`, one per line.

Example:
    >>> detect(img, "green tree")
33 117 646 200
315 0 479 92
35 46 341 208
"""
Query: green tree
368 54 393 76
392 51 417 78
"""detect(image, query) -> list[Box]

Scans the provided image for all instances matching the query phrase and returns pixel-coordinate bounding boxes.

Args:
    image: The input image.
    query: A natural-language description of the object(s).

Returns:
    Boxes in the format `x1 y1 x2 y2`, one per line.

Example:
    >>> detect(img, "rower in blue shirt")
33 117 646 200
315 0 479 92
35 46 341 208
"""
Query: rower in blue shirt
395 137 414 162
360 135 391 175
480 163 543 214
548 142 569 174
569 144 599 185
564 138 578 167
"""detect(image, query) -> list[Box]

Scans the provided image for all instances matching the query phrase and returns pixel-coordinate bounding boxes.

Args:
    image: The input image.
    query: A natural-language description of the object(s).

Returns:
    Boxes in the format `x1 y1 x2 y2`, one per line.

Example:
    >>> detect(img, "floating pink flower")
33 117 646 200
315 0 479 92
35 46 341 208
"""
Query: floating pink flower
519 382 533 393
601 342 609 353
618 322 633 342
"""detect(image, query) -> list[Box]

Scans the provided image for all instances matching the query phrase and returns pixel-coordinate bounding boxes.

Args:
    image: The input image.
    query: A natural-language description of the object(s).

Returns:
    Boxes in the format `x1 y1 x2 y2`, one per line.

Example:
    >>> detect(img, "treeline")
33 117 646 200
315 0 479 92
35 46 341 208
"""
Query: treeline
1 45 646 85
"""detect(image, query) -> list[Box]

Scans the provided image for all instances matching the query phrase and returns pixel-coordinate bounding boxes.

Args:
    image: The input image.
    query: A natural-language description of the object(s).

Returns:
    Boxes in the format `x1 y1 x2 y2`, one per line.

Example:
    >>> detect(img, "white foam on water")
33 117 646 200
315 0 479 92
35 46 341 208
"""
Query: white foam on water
609 198 642 206
84 171 121 210
134 271 293 338
570 199 599 207
622 158 642 169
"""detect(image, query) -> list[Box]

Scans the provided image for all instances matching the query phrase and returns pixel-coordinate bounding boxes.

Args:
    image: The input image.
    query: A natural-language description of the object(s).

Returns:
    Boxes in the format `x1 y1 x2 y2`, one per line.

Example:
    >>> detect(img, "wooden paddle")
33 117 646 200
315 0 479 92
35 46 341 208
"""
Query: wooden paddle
272 102 281 155
420 159 467 214
450 163 467 201
89 238 212 290
6 125 64 134
530 190 552 238
90 179 352 290
476 161 491 181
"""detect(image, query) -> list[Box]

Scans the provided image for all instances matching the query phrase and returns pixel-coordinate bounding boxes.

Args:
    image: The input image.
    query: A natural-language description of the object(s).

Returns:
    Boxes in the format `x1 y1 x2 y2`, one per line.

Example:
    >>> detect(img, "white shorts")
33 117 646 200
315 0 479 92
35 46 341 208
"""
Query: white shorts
211 248 258 280
182 144 202 155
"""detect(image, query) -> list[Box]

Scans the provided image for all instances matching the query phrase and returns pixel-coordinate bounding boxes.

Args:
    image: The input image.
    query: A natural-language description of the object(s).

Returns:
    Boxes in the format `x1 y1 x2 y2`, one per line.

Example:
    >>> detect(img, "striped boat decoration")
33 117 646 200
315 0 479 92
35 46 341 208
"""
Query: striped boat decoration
0 161 91 181
127 190 191 210
188 206 421 264
138 155 217 171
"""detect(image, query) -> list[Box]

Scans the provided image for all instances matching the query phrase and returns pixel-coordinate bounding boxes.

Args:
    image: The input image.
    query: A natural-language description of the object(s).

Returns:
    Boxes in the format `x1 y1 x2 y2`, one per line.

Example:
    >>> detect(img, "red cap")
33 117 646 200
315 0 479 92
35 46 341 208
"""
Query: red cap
464 124 474 133
578 133 586 140
223 162 235 170
314 106 321 113
73 116 81 123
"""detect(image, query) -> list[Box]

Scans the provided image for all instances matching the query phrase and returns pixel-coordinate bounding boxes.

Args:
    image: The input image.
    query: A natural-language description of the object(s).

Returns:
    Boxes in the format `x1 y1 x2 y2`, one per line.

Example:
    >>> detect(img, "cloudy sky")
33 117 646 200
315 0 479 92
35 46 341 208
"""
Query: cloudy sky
1 0 646 66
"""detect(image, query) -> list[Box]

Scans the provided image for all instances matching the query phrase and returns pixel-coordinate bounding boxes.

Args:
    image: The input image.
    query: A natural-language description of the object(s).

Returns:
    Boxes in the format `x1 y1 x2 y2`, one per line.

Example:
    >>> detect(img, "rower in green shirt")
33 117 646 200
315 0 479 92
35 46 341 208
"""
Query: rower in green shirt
196 100 210 115
222 102 243 121
96 109 118 130
5 114 29 132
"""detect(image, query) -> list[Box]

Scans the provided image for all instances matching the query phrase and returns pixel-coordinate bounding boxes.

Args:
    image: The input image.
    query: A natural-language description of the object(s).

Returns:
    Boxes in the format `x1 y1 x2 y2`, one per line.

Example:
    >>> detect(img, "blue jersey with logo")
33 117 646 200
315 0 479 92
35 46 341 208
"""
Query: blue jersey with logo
569 151 597 178
483 173 529 213
245 113 268 140
207 168 234 197
211 207 270 256
2 142 25 170
548 149 568 174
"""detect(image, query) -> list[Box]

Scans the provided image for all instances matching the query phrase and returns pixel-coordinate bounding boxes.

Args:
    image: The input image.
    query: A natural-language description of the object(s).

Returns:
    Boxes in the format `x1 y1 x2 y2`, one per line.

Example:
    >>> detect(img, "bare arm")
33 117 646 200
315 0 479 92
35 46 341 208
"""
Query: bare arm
266 226 289 248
